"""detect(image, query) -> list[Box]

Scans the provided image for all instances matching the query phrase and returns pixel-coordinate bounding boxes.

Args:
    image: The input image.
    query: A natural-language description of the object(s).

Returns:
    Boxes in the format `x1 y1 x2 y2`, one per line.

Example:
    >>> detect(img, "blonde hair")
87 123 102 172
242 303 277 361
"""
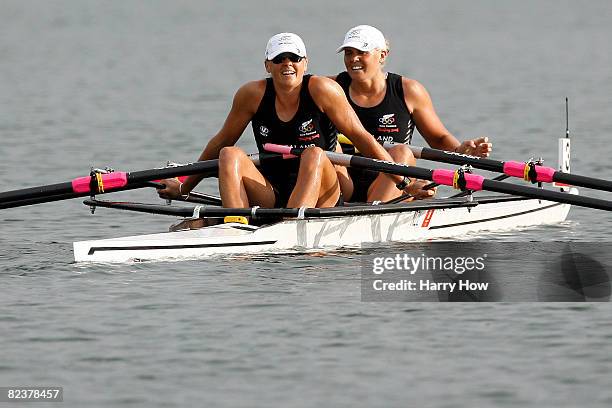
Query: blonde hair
378 39 390 66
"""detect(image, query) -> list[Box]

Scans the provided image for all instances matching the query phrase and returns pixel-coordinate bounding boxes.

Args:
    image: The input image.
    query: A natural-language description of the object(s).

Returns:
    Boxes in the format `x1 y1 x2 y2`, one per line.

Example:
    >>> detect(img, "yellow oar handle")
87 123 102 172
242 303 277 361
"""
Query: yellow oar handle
338 134 353 146
224 215 249 225
338 134 363 154
337 134 397 153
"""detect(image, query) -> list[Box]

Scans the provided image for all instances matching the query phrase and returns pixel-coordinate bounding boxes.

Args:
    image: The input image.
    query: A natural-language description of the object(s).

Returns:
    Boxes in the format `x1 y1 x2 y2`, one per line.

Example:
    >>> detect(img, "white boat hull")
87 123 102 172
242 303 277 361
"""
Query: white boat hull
73 192 573 263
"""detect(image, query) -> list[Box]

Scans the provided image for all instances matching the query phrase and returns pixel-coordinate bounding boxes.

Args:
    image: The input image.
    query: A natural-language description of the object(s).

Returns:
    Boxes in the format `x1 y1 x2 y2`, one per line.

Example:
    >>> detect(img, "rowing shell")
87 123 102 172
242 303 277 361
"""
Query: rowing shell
73 191 574 263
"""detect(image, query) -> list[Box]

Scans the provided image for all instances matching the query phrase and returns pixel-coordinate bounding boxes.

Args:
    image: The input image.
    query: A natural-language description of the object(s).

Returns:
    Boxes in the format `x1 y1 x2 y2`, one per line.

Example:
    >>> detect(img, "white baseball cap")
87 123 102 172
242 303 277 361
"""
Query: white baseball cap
336 25 386 53
265 33 307 60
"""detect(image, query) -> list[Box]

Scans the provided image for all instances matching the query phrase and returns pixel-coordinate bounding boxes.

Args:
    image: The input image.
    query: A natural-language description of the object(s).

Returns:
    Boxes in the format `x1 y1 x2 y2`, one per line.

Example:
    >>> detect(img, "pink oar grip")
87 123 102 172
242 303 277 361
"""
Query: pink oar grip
503 161 556 182
503 161 526 178
263 143 292 154
71 172 128 193
534 166 555 183
71 176 93 193
431 169 484 190
431 169 455 186
464 173 485 191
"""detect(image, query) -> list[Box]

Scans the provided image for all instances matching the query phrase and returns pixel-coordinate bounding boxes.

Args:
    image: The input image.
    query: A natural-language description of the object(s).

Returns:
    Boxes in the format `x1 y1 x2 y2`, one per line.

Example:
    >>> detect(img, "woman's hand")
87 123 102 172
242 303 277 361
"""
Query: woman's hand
456 137 493 157
404 179 436 200
157 178 182 200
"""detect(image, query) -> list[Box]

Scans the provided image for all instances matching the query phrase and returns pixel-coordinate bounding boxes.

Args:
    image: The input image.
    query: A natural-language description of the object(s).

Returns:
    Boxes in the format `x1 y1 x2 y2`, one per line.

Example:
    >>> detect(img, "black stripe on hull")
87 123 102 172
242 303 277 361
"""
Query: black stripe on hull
87 240 278 255
428 202 563 230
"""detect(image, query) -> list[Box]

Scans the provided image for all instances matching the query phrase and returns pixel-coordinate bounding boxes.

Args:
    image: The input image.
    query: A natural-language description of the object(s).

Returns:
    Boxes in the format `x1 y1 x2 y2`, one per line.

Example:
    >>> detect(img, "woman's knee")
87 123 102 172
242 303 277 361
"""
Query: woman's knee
219 146 246 164
299 146 327 168
218 146 248 178
301 146 325 159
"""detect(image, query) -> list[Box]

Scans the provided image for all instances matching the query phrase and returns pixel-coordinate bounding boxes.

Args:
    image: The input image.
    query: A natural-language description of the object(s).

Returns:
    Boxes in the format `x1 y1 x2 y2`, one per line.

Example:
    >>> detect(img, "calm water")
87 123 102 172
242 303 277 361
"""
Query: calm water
1 1 612 406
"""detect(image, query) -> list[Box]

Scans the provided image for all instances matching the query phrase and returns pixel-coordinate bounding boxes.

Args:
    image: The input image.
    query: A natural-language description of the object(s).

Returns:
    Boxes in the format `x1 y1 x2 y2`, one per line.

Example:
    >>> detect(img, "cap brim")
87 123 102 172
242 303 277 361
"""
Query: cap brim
267 47 306 60
336 41 372 53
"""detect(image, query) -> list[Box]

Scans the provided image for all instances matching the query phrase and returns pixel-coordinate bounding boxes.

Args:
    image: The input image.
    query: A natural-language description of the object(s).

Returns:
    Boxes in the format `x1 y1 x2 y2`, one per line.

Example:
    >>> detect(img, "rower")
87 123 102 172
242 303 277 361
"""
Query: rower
331 25 493 203
157 32 416 225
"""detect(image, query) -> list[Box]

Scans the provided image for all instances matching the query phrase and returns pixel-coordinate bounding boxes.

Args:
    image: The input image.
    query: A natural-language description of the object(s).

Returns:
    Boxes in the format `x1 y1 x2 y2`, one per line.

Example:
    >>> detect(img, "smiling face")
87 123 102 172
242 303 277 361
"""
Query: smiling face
343 47 386 81
265 52 308 88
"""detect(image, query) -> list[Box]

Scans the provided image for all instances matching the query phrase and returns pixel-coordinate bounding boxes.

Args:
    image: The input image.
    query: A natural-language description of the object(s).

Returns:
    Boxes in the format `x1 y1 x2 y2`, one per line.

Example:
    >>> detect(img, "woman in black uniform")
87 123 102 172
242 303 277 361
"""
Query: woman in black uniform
158 32 412 212
333 25 493 202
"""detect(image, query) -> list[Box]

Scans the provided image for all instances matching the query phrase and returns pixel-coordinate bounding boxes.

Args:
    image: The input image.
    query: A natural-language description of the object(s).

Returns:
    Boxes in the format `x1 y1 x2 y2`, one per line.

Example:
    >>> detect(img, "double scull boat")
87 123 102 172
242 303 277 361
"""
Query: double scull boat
2 132 611 264
72 136 580 262
73 192 573 263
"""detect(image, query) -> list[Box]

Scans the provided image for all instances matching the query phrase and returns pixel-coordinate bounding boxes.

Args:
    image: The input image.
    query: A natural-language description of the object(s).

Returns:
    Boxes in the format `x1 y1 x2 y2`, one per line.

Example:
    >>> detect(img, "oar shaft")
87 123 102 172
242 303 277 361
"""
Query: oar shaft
483 179 612 211
429 168 612 210
125 161 219 184
553 172 612 192
264 143 612 212
0 181 74 203
83 198 480 219
411 146 504 172
180 191 223 206
0 153 277 209
84 199 299 218
0 160 220 205
0 182 159 210
340 153 433 180
412 145 612 192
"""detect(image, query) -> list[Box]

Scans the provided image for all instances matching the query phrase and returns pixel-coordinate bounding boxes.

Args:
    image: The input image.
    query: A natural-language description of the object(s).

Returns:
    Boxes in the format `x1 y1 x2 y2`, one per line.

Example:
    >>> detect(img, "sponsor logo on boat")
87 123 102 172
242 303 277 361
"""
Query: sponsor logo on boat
421 209 435 227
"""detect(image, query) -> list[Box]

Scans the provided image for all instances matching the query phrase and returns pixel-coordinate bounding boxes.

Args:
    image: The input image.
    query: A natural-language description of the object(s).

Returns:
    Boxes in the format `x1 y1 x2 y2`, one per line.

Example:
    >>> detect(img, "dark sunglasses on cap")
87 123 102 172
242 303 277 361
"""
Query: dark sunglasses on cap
270 53 304 64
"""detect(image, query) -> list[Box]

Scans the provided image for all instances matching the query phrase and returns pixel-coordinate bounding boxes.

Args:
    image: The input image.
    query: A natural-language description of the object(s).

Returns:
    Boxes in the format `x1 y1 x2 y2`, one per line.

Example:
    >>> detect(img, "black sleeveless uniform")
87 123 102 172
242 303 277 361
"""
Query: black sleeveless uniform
335 71 415 202
251 74 338 206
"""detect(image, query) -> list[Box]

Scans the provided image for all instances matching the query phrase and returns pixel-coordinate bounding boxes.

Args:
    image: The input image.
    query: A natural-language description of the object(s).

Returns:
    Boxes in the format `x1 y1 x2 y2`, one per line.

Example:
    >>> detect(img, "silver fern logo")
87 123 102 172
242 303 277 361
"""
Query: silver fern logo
299 119 314 133
379 114 396 125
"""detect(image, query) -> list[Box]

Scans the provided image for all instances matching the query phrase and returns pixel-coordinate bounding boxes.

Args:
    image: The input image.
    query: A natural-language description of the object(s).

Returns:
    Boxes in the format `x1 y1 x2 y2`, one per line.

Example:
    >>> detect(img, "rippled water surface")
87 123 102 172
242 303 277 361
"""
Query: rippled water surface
2 1 612 406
